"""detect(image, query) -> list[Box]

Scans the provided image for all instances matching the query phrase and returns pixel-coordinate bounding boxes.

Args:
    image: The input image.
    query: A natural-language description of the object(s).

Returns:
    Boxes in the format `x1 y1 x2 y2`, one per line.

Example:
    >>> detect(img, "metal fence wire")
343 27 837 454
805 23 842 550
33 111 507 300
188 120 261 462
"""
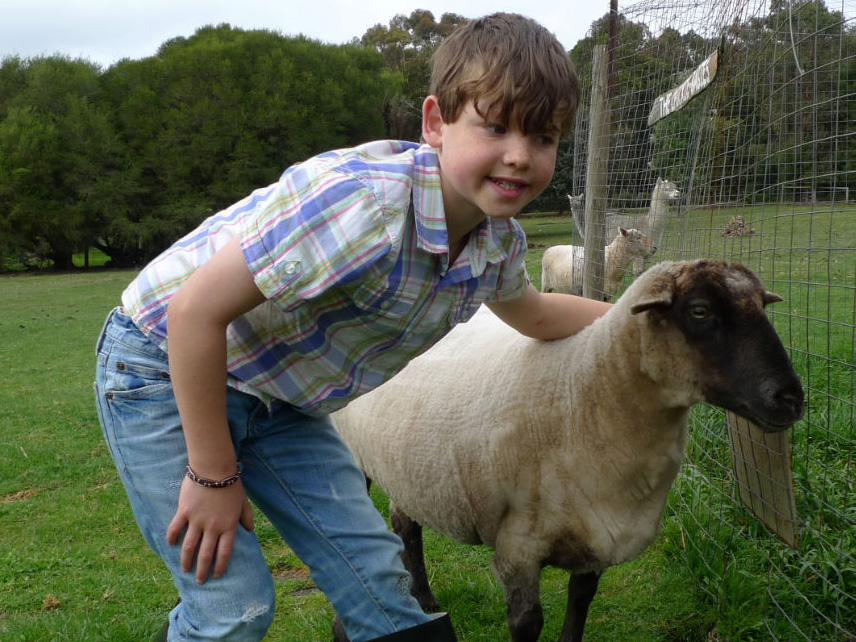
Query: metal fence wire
570 1 856 639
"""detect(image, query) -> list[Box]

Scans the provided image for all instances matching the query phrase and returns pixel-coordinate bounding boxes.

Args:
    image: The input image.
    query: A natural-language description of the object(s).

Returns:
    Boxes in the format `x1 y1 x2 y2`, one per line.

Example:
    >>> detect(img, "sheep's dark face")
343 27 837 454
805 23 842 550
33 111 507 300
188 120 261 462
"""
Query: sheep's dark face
632 260 804 432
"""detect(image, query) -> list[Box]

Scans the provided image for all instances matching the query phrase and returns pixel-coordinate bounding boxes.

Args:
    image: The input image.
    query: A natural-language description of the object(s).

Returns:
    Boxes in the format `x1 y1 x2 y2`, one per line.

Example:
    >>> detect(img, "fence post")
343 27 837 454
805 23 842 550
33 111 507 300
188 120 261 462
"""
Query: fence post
583 45 610 300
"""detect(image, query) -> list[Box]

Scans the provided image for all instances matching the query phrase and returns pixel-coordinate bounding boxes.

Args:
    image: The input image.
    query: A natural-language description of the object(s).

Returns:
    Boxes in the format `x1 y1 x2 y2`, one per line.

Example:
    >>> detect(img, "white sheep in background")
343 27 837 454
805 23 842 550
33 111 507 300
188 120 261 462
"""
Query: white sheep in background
569 179 681 273
607 177 681 277
333 260 804 642
540 227 656 300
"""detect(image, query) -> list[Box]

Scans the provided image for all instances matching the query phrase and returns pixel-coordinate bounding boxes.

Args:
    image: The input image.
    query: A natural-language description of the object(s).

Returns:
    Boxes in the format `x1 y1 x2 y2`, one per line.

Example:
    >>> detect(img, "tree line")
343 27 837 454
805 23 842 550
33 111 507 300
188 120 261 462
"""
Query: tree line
6 4 849 271
0 12 467 270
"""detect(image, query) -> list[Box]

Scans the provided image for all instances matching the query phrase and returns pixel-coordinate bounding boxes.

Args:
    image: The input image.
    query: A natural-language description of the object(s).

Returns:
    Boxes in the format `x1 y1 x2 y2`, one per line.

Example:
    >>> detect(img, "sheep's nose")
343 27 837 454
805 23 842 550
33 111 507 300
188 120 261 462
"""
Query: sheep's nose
777 386 805 421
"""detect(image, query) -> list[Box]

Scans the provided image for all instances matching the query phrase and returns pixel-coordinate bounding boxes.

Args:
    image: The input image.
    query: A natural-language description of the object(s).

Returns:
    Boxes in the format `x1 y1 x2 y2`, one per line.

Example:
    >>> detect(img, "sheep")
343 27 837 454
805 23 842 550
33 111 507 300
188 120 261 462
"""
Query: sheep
332 259 804 642
570 179 681 278
606 178 681 277
540 227 656 300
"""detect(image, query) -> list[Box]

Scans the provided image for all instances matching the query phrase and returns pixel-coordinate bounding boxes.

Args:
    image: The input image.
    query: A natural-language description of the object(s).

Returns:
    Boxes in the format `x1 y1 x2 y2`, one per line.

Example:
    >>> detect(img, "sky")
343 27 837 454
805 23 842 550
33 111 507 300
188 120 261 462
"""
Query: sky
0 0 610 69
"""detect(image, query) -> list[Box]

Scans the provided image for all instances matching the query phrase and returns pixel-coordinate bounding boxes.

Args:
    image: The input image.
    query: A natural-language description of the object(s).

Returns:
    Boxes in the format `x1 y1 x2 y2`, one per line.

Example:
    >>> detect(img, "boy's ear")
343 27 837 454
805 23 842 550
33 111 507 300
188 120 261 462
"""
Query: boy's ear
422 95 444 148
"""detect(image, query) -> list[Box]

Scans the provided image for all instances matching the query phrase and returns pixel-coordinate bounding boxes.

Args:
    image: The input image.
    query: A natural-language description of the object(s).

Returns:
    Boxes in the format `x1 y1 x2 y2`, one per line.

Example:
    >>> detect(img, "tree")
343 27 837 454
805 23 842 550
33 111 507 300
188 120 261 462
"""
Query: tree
359 10 466 140
0 56 123 269
96 25 394 266
570 13 719 205
0 27 397 270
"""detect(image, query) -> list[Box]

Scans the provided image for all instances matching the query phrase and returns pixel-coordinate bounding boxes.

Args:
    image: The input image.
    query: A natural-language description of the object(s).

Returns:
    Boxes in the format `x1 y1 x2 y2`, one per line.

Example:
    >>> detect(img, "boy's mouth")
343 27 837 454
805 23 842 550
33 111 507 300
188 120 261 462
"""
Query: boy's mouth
490 177 527 191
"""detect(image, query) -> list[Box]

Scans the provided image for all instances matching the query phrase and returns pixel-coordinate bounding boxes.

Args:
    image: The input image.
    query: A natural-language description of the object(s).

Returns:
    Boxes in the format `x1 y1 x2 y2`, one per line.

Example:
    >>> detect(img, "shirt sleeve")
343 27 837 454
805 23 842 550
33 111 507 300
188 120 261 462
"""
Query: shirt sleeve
240 158 394 310
487 218 529 302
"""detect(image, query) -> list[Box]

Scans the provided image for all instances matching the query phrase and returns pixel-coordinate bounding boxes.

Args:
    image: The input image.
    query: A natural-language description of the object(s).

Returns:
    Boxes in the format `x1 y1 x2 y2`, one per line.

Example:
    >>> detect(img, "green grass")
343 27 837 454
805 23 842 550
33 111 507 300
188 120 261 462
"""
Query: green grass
3 201 854 641
0 267 711 641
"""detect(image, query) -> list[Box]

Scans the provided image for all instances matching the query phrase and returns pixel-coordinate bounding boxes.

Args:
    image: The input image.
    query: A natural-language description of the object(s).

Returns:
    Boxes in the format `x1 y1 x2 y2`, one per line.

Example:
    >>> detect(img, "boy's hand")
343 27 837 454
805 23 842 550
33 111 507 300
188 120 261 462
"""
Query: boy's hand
166 476 255 584
487 284 611 340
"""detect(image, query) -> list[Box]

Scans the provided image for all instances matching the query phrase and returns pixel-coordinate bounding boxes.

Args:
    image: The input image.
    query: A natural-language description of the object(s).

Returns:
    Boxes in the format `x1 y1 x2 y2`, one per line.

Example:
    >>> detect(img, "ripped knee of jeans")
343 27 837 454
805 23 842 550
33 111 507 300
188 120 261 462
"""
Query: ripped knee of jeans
241 602 271 625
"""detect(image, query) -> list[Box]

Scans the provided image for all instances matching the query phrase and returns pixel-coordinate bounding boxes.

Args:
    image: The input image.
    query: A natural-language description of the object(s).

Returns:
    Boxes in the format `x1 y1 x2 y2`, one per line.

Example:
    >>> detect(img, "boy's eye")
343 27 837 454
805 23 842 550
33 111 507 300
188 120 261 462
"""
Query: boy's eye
485 123 507 135
534 127 560 145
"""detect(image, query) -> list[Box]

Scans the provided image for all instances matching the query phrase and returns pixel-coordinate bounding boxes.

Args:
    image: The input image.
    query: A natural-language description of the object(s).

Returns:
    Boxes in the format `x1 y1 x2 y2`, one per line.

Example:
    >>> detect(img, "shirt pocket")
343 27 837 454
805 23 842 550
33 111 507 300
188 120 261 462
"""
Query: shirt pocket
352 279 420 320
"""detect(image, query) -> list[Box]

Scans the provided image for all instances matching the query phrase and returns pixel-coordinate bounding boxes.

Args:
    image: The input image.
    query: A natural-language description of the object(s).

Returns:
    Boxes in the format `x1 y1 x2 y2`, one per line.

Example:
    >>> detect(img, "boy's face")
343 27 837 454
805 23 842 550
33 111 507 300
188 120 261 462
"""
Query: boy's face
422 97 560 224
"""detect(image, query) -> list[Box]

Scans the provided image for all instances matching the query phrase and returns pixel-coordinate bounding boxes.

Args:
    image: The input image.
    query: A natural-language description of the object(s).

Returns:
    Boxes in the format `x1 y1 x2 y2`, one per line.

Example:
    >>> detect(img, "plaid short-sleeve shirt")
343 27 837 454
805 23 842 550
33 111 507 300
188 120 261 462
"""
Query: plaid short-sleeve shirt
123 140 528 415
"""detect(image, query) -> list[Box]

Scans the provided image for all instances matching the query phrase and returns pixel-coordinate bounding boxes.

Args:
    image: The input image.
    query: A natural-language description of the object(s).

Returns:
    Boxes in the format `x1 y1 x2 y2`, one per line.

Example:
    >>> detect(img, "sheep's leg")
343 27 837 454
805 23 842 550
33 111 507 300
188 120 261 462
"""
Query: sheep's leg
492 554 544 642
390 506 441 612
557 571 601 642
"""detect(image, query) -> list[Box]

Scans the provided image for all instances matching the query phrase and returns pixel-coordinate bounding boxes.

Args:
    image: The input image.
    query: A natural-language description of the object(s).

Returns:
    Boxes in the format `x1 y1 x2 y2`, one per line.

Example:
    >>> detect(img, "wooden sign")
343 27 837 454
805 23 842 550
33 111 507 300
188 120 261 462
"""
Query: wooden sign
648 48 719 126
726 411 800 548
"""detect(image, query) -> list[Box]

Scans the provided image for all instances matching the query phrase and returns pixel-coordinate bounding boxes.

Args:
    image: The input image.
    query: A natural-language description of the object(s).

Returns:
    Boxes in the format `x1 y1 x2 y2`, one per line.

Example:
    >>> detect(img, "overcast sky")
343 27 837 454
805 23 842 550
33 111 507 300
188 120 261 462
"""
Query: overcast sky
0 0 609 69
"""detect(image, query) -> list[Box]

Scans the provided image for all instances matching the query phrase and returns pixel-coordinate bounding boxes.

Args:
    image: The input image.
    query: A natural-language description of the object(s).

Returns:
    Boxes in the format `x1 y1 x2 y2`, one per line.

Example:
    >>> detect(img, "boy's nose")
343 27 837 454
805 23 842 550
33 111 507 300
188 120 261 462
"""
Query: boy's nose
503 135 531 167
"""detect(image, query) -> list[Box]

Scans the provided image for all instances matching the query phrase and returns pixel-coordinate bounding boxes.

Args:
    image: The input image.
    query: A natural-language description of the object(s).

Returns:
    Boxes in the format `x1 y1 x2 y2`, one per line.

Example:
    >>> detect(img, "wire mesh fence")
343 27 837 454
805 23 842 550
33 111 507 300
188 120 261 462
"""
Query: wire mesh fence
570 1 856 639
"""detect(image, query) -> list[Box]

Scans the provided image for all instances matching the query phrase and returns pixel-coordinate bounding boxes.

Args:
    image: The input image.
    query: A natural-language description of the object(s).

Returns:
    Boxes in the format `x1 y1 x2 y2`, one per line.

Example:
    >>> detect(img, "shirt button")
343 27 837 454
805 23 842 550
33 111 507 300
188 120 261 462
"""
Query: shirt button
284 261 299 275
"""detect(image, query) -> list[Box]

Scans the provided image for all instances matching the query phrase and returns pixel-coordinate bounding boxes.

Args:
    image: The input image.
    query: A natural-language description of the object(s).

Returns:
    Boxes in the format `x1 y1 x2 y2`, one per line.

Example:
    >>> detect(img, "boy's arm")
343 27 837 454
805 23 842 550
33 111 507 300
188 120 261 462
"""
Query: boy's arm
165 235 266 583
485 283 611 340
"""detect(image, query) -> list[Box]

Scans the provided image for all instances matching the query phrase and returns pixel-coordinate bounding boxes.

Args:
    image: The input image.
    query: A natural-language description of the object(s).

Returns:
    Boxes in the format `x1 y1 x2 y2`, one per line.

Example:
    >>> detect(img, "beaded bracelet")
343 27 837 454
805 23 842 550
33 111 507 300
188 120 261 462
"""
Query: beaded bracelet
185 464 241 489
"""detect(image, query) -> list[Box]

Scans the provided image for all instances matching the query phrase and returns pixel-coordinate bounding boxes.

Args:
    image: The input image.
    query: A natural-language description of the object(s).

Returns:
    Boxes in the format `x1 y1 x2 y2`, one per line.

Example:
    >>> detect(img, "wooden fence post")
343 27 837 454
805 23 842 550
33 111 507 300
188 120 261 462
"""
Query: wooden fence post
583 45 610 300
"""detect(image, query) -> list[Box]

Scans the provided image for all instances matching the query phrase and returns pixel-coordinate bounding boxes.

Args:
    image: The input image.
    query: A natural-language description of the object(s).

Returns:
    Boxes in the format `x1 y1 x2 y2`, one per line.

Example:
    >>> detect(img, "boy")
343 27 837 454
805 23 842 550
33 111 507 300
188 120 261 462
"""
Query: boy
94 12 610 642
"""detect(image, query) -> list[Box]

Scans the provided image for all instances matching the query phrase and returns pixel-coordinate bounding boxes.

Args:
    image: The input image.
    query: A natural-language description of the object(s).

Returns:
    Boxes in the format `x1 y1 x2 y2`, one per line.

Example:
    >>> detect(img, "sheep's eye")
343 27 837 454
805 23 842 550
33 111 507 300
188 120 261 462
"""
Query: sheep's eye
688 304 710 321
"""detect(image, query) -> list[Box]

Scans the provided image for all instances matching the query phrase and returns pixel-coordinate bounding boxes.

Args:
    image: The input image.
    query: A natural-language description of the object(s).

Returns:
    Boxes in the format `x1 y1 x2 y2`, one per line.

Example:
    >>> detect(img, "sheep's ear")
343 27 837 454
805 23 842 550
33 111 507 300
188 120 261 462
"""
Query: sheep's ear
630 291 673 314
763 290 784 305
619 227 628 236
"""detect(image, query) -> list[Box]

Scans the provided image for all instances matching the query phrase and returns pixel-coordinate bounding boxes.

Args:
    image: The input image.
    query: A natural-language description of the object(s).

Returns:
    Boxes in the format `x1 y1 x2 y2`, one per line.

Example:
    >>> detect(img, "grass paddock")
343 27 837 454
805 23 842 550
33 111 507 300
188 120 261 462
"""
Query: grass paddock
8 208 824 640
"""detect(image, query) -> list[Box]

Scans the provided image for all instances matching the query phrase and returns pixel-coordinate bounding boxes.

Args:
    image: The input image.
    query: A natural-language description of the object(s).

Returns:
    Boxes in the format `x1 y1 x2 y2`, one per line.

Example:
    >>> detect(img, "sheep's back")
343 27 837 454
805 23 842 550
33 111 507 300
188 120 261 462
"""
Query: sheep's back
333 306 593 546
541 245 584 294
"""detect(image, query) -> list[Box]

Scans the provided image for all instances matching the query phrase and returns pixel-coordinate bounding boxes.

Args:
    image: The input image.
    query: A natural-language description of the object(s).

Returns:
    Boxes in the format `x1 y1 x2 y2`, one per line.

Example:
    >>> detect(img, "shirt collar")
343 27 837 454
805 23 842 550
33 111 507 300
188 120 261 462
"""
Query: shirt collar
411 145 510 280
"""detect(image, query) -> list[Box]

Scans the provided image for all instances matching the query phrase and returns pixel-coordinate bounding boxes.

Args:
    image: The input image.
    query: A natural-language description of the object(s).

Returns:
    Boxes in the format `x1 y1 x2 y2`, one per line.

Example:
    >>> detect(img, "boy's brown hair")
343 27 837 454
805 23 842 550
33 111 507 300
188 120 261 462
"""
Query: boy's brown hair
429 13 580 137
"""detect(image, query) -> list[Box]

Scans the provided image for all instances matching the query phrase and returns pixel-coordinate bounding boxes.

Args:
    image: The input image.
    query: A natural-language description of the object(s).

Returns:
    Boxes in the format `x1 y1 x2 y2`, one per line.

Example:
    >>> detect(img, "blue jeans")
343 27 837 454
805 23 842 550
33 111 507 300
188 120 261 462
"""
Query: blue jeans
94 308 430 641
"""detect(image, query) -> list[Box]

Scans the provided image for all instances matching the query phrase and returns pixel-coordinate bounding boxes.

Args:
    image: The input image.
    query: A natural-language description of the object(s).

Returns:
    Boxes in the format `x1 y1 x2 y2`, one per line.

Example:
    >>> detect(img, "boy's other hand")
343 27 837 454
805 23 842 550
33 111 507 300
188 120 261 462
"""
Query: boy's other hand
166 476 255 584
